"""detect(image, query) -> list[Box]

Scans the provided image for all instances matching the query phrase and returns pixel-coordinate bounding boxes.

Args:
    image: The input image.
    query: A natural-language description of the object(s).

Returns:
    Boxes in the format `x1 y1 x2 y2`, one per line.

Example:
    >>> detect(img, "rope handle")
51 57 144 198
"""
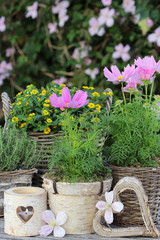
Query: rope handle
1 92 12 134
105 88 113 112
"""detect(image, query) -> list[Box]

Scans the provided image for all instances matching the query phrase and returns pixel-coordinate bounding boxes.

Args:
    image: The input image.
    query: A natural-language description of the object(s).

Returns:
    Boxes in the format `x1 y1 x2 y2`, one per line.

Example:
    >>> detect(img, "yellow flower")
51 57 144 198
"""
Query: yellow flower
59 90 62 95
27 116 32 121
96 117 100 121
107 92 113 96
53 125 57 129
12 117 19 123
88 103 95 108
103 92 107 96
42 90 46 96
37 97 40 101
43 103 50 107
16 101 21 105
19 122 26 128
25 94 30 97
43 110 49 115
95 104 101 110
29 113 35 116
12 103 15 105
31 90 38 94
47 118 52 123
24 101 29 106
61 84 66 88
82 86 89 89
92 92 100 97
71 117 74 121
44 127 51 134
89 87 94 90
27 84 34 88
54 109 58 112
16 92 22 96
45 99 50 103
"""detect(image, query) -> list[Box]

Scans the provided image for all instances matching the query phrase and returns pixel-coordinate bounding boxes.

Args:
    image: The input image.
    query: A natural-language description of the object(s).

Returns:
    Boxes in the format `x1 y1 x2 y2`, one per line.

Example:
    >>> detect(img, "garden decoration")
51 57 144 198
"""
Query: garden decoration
93 177 159 238
42 87 112 234
103 56 160 226
4 187 47 236
1 92 12 134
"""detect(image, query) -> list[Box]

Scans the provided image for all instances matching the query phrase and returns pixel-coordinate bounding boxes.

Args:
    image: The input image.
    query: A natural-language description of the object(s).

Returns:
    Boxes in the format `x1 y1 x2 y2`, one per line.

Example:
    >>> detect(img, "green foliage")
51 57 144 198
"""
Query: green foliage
0 125 41 171
48 112 110 182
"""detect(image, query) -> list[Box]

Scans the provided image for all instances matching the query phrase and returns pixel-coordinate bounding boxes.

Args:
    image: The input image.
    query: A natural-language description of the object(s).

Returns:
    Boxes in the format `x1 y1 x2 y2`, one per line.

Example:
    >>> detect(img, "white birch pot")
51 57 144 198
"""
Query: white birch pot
4 187 47 236
43 177 112 234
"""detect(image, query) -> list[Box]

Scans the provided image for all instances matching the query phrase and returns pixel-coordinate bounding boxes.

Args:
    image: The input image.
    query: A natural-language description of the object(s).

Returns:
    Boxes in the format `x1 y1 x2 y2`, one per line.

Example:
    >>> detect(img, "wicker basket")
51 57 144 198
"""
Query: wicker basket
111 165 160 226
43 177 112 234
0 168 37 216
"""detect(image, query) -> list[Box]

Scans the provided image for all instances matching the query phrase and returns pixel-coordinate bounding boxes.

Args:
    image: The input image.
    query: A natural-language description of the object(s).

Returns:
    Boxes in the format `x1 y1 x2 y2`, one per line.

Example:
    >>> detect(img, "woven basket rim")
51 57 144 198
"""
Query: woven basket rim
28 131 63 136
0 168 37 176
110 165 160 171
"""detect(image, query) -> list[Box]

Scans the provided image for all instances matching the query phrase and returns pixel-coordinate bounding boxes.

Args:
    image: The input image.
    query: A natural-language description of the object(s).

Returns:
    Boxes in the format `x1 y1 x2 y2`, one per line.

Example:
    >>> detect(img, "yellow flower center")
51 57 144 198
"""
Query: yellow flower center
117 76 124 80
66 103 68 106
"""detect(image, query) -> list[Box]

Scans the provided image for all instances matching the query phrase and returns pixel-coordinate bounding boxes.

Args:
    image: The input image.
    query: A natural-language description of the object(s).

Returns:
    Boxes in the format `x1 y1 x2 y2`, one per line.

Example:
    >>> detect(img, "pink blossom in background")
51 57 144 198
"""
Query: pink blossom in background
52 0 69 15
148 27 160 47
0 16 6 32
50 87 89 110
84 68 99 80
0 61 13 86
48 22 57 34
53 77 67 85
98 7 115 27
84 58 92 66
122 0 135 14
72 42 91 61
101 0 112 6
112 43 131 62
58 9 69 27
132 14 140 24
5 47 15 57
26 2 38 19
146 19 154 27
88 17 105 36
104 65 123 84
96 191 123 224
40 210 67 237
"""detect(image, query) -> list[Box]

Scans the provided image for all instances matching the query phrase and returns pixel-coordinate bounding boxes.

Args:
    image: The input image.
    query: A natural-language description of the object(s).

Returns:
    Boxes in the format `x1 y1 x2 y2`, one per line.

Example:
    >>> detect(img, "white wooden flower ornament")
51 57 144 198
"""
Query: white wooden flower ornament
93 177 159 238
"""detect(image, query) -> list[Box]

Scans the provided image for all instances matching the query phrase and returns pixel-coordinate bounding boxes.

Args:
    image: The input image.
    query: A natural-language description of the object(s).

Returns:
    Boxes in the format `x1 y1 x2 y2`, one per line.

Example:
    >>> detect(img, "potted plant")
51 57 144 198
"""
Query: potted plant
0 124 41 216
103 56 160 226
42 87 112 234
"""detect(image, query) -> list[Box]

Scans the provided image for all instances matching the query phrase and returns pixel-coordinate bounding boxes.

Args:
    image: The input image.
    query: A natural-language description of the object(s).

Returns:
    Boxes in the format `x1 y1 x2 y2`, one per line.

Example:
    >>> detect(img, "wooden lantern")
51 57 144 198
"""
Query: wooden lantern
4 187 47 236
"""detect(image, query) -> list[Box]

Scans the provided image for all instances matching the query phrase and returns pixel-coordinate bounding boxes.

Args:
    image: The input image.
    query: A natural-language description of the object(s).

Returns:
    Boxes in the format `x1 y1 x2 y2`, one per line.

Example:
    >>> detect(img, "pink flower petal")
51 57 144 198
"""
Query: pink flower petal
112 202 124 212
39 225 53 236
62 87 71 104
56 211 68 226
54 226 66 237
96 201 106 210
104 207 113 224
112 51 121 59
105 191 113 204
42 210 56 224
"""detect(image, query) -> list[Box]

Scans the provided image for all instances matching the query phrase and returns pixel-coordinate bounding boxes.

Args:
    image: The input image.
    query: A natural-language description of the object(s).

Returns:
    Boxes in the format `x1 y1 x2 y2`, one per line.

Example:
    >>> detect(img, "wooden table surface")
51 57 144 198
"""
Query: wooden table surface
0 217 160 240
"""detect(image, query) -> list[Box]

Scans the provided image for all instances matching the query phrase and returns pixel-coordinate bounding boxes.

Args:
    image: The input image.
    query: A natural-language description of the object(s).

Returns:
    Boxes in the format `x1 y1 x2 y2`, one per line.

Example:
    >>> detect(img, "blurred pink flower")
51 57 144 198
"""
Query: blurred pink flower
148 27 160 47
52 0 69 15
58 9 69 27
96 191 123 224
50 87 89 110
5 47 15 57
99 7 115 27
88 17 105 36
0 16 6 32
0 61 13 85
84 58 92 66
123 80 138 93
101 0 112 6
132 14 140 24
26 2 38 19
48 22 57 34
40 210 67 237
122 0 135 14
84 68 99 80
72 42 91 61
146 19 154 27
104 65 123 84
112 43 131 62
53 77 67 85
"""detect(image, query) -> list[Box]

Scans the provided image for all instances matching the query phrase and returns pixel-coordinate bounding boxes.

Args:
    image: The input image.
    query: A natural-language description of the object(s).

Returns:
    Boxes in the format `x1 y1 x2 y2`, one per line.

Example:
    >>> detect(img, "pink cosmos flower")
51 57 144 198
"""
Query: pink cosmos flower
53 77 67 85
96 191 123 224
48 22 57 34
101 0 112 6
112 43 131 62
52 0 69 15
40 210 67 237
50 87 89 110
58 9 69 27
5 47 15 57
0 16 6 32
99 7 115 27
122 0 135 14
88 17 105 36
104 65 123 84
146 19 154 27
123 80 138 93
26 2 38 19
134 56 156 81
84 58 92 66
148 27 160 47
84 68 99 80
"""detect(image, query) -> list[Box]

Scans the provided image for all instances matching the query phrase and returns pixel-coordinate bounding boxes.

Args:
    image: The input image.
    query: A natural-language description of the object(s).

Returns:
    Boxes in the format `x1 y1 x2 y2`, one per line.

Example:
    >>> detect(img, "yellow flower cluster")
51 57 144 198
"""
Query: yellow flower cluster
82 86 94 90
92 92 100 97
12 116 18 123
19 122 26 128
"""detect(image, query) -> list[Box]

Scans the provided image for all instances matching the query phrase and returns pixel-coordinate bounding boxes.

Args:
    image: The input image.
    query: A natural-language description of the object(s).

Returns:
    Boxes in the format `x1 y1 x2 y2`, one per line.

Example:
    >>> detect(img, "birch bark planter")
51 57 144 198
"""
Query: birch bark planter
43 177 112 234
4 187 47 237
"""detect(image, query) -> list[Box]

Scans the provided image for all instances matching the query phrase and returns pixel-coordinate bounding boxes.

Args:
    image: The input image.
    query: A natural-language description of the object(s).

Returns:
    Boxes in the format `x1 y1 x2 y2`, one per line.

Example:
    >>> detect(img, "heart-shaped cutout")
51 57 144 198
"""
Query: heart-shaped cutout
93 177 159 238
17 206 34 223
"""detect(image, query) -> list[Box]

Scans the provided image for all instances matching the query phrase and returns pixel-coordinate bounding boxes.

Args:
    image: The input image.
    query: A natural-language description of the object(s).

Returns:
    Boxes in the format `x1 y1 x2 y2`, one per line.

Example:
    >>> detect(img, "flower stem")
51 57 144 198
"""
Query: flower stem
145 83 148 101
129 92 132 103
149 77 154 103
121 82 126 105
